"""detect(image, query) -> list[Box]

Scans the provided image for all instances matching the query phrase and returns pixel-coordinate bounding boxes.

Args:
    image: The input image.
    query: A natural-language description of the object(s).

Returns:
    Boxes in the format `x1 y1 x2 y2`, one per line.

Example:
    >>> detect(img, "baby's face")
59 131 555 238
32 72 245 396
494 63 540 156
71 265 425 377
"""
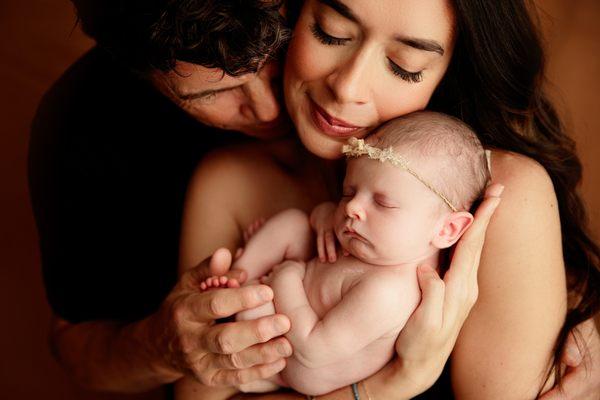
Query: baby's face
334 156 446 265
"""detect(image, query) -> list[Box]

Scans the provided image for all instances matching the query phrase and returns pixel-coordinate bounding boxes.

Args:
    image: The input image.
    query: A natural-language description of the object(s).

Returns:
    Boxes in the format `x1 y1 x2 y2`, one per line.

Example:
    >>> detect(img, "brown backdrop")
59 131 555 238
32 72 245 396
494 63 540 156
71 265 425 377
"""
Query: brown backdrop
0 1 598 398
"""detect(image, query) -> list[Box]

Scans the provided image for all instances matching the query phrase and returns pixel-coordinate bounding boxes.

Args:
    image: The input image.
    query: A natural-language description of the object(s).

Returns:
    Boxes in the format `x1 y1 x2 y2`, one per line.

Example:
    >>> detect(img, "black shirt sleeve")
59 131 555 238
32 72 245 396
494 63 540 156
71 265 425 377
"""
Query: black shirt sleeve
29 47 242 323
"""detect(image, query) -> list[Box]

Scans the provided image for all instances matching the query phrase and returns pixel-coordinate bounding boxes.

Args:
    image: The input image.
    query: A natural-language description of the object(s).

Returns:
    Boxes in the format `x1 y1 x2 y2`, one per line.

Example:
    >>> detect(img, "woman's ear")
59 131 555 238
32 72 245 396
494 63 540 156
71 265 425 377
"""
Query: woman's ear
431 211 474 249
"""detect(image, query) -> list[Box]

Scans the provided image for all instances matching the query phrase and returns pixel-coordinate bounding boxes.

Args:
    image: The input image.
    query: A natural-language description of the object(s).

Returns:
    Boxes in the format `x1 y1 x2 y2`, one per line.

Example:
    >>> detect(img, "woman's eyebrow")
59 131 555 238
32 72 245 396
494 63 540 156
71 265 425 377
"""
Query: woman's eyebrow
316 0 444 56
394 36 445 56
317 0 359 23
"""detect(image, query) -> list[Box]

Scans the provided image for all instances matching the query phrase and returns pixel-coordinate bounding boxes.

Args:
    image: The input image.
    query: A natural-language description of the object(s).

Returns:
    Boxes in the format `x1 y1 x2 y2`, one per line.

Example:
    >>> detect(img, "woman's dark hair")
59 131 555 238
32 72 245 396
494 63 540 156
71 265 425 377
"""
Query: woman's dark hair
71 0 290 76
283 0 598 393
425 0 600 392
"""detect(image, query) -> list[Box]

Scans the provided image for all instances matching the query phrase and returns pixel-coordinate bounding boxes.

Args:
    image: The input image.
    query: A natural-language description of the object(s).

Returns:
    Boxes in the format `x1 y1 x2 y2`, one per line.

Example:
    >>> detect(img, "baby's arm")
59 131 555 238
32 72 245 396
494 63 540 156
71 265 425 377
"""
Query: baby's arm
233 209 314 281
270 267 420 369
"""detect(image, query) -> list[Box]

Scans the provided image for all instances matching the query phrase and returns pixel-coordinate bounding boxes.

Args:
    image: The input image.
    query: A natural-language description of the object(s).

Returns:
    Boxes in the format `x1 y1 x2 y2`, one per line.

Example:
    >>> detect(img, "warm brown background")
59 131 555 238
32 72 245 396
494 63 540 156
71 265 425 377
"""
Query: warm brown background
1 1 598 399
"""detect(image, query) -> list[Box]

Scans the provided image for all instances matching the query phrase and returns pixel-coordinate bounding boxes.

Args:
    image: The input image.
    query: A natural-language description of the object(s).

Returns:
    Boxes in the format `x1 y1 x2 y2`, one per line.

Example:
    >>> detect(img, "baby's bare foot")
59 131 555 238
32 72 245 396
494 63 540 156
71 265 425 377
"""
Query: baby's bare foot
243 217 266 244
199 275 240 291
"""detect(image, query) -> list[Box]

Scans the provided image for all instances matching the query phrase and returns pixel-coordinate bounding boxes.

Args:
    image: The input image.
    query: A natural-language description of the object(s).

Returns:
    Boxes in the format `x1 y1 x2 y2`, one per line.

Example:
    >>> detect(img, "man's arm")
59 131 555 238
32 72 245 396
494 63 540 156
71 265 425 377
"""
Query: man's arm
48 254 291 393
49 315 180 392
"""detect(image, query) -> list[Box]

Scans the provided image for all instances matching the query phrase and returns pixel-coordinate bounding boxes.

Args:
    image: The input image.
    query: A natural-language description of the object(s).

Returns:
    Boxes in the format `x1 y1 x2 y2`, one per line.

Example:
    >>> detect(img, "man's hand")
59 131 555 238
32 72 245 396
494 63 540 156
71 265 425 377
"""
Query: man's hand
150 248 293 387
539 318 600 400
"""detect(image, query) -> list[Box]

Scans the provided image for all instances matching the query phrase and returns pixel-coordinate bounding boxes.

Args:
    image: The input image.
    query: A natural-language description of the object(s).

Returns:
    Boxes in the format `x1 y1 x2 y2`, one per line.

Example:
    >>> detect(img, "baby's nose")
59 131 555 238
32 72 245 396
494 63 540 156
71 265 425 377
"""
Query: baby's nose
345 200 365 220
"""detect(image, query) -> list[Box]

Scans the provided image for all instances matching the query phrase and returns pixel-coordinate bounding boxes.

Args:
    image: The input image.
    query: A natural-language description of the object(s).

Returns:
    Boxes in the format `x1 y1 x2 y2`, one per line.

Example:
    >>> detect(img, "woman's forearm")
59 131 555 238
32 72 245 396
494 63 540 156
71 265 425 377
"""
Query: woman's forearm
51 315 181 392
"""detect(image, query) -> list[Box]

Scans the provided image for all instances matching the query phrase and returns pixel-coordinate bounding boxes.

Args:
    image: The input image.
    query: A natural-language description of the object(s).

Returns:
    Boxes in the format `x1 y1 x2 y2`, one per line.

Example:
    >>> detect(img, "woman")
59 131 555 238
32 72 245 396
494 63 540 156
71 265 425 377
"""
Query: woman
177 0 600 398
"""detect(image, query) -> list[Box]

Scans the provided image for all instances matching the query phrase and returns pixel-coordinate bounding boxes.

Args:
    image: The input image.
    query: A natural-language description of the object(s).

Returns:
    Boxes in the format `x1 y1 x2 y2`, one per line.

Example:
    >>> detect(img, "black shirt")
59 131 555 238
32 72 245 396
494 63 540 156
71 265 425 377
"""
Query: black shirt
29 46 244 323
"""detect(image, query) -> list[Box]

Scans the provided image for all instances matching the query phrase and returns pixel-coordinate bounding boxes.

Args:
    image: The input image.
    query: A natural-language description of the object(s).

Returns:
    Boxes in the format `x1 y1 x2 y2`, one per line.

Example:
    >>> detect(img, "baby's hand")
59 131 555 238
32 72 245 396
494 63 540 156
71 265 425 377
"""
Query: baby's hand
199 275 240 291
310 202 338 263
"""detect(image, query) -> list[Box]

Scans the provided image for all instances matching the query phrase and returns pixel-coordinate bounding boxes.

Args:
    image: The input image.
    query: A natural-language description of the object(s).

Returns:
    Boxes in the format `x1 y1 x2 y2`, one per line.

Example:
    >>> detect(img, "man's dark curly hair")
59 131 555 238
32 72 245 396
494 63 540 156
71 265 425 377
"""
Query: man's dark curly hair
71 0 291 76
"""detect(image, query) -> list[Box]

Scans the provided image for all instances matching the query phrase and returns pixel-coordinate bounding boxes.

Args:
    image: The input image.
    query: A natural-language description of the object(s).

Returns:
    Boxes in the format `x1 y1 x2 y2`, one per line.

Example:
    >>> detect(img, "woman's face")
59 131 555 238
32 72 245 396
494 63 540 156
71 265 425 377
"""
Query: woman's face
284 0 456 159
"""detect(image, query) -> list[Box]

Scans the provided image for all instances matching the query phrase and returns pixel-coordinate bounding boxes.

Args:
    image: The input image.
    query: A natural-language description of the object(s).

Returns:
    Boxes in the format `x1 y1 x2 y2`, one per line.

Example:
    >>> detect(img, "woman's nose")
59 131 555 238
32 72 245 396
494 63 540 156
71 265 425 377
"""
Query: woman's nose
345 197 366 220
325 45 374 105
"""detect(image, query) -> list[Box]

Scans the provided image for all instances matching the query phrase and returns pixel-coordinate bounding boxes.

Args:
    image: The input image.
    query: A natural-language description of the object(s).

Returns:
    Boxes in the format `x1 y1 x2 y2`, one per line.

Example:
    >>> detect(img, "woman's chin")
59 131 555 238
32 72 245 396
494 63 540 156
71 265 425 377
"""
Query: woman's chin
296 128 345 159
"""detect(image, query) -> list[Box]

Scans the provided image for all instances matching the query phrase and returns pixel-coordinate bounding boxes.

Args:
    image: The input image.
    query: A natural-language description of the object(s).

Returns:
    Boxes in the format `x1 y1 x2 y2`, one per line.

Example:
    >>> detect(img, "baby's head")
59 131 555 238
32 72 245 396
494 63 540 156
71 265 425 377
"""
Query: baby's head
334 111 490 266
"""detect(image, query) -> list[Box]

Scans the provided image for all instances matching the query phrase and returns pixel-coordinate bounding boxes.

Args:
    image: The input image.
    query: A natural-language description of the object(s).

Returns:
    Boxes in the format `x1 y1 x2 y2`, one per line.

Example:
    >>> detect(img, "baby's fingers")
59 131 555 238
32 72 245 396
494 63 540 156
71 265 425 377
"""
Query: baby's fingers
325 230 337 263
316 230 326 262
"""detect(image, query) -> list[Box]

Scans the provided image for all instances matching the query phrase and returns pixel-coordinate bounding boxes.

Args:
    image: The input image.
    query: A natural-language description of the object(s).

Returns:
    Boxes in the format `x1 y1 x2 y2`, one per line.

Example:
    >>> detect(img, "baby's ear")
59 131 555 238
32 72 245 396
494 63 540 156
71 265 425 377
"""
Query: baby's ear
431 211 474 249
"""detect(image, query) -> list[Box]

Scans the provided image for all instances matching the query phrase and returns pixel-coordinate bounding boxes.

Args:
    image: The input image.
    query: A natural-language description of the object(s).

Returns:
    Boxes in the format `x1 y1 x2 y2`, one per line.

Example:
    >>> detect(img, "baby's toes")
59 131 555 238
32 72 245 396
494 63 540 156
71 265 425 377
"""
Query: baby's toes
226 278 240 288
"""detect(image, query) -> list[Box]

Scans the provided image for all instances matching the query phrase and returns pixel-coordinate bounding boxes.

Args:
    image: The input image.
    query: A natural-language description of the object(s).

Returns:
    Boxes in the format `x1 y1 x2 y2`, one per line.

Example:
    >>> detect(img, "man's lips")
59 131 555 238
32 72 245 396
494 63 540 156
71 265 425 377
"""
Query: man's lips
310 99 364 137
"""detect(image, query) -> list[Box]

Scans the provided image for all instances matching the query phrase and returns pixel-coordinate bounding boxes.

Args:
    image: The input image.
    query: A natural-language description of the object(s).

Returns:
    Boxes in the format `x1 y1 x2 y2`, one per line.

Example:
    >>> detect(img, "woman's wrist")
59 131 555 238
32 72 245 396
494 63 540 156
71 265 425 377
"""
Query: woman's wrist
362 361 425 400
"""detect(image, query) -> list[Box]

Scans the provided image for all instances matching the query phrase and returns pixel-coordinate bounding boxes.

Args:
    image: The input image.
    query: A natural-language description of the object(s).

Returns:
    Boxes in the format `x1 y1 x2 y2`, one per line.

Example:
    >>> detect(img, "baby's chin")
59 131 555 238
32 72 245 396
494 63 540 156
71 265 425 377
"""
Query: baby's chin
341 240 379 264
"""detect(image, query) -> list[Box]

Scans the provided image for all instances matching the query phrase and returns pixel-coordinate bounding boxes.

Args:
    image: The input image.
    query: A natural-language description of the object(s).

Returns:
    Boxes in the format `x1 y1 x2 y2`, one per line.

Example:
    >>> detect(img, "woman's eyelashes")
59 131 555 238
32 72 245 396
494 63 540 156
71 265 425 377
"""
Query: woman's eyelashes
309 22 424 84
310 22 350 46
387 58 423 83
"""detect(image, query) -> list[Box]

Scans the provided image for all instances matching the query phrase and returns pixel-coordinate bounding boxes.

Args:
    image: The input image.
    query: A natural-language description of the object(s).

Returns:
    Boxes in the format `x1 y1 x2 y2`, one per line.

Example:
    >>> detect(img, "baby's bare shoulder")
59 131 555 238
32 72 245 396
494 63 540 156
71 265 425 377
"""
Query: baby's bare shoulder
356 268 419 301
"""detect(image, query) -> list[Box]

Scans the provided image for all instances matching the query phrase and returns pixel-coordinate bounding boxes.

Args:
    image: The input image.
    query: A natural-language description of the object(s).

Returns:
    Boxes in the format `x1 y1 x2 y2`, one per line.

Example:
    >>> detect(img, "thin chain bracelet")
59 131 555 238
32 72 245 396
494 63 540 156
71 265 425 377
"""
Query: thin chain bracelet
305 381 371 400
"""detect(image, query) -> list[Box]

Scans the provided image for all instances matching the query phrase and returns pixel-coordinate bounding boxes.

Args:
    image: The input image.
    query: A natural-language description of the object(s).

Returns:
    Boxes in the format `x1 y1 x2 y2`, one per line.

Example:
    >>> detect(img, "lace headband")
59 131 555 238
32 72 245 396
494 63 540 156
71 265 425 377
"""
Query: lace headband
341 137 458 212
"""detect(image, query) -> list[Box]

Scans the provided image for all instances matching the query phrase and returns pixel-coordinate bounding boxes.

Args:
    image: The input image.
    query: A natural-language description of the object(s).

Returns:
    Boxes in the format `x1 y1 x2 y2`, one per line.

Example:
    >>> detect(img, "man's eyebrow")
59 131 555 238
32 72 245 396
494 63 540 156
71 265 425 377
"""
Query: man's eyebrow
317 0 359 23
177 84 242 100
395 36 445 56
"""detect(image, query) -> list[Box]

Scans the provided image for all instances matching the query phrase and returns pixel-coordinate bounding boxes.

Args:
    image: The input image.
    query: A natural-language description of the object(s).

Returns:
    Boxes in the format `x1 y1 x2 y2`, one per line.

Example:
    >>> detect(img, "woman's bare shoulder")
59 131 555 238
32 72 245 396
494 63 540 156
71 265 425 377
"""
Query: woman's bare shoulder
490 150 555 198
449 149 566 398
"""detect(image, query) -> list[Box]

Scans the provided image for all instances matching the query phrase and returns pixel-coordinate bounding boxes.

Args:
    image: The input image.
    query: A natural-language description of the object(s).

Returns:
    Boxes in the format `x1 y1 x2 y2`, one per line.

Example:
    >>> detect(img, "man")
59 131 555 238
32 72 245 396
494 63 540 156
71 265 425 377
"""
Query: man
29 0 293 393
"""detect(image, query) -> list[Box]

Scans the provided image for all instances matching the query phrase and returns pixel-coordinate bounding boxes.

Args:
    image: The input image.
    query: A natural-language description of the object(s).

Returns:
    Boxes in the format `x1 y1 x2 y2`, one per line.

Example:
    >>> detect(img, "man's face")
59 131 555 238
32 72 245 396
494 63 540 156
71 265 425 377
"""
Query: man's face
150 60 291 139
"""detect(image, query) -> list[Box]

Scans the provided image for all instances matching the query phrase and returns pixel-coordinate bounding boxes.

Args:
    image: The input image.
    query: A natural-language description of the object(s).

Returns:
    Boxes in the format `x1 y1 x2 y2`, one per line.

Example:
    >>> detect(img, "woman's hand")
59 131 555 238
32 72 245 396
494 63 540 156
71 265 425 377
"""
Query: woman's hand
364 183 504 399
539 317 600 400
149 248 293 387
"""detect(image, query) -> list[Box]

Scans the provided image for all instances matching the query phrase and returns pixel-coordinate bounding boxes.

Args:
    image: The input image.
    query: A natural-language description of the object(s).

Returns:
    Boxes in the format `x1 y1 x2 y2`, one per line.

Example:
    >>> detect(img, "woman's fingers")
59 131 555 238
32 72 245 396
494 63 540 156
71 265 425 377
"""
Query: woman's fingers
562 329 584 367
449 184 503 281
202 314 291 355
411 265 445 331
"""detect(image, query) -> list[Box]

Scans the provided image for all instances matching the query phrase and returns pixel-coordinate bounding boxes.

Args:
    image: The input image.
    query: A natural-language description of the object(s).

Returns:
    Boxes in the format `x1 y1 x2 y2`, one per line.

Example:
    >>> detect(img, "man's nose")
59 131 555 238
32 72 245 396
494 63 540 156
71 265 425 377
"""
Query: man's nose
242 61 281 122
325 45 375 105
345 197 366 220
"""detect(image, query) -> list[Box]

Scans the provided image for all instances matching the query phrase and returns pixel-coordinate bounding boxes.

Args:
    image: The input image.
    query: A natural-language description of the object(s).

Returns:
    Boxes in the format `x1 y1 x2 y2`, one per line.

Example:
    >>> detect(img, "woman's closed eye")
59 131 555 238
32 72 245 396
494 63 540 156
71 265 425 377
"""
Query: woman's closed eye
310 22 350 46
309 22 424 84
387 58 423 83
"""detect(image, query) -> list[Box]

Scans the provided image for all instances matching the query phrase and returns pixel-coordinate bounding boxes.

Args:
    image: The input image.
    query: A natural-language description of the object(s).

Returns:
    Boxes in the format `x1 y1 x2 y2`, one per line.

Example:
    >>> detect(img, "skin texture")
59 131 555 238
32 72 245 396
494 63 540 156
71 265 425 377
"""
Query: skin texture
150 59 291 139
176 0 568 399
334 156 473 265
47 0 598 397
284 0 455 159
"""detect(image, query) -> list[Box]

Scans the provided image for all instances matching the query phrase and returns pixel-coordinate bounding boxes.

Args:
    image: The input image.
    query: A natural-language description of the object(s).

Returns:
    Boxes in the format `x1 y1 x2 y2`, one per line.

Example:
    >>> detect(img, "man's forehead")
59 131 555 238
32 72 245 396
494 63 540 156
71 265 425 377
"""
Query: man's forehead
166 60 254 94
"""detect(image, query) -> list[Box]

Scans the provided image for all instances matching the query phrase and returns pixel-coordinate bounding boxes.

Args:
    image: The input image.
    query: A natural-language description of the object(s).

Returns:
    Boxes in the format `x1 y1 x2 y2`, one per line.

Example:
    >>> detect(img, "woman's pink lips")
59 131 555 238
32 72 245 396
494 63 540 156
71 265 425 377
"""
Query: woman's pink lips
310 99 363 137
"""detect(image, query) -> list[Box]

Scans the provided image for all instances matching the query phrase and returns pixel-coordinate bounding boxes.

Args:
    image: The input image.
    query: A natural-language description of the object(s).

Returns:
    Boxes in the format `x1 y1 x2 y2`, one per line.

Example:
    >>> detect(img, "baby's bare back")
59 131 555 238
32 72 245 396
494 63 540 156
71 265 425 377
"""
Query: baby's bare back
281 256 419 395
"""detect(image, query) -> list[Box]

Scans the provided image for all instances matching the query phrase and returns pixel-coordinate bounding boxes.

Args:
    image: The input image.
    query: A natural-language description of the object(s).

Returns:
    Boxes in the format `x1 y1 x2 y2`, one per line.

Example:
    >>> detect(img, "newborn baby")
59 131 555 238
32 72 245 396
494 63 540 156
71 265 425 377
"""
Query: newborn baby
202 111 490 396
